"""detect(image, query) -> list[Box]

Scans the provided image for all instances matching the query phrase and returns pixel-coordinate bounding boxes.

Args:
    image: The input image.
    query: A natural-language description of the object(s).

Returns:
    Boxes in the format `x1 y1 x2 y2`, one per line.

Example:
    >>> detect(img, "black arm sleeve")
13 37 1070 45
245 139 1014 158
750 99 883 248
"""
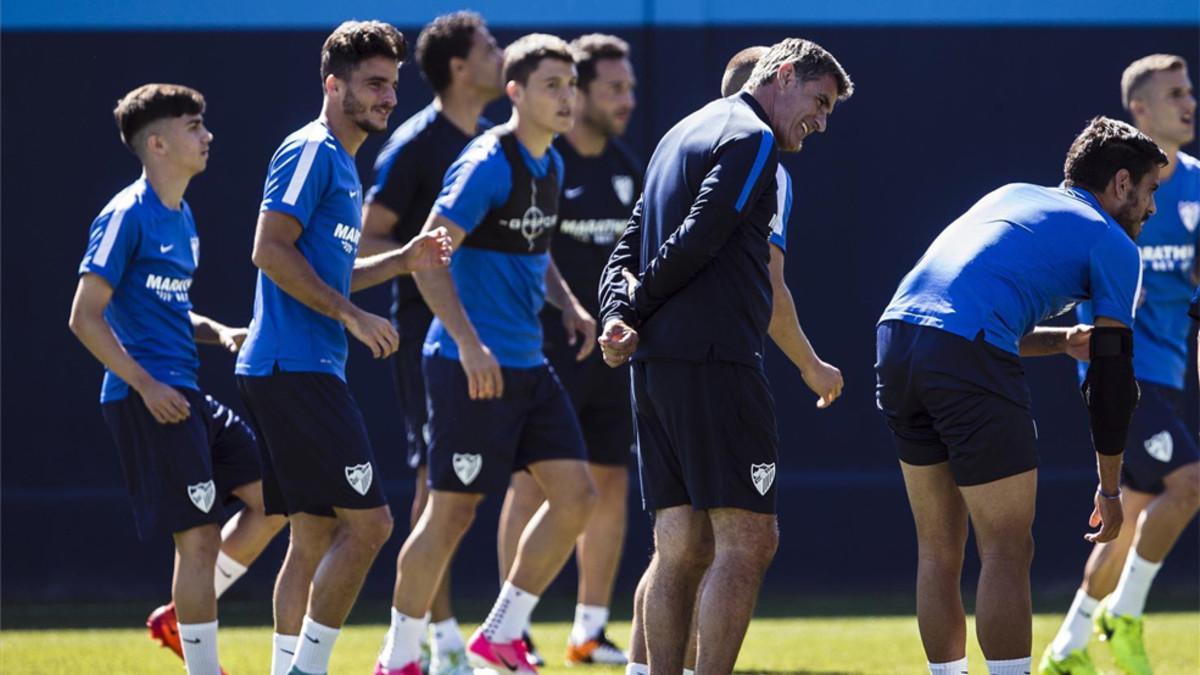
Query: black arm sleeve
1081 326 1139 456
598 196 643 327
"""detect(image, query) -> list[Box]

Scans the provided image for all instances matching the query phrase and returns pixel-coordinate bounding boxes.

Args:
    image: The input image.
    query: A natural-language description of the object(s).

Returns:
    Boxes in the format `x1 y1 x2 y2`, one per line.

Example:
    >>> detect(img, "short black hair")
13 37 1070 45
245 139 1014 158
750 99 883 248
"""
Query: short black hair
416 11 486 93
113 83 205 154
1063 116 1167 192
321 20 407 82
721 46 769 97
503 33 574 86
746 38 854 101
569 33 630 92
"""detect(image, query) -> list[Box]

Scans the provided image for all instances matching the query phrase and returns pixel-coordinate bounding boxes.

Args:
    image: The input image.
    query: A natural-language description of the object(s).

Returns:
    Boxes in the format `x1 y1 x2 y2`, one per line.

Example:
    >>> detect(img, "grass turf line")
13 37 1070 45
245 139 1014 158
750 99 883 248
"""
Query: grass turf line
2 614 1197 673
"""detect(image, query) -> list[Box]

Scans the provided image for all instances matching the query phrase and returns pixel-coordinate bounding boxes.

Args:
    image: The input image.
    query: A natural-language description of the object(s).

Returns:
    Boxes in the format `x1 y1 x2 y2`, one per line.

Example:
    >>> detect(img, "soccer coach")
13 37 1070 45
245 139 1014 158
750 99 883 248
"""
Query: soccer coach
598 38 853 674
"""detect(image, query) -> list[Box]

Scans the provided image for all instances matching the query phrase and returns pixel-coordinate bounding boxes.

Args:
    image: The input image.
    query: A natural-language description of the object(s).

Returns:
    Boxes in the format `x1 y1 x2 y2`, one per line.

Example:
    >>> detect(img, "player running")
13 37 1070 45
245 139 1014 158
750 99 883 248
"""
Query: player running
494 33 640 667
1040 54 1199 675
235 22 450 675
598 38 853 674
69 83 287 675
374 34 598 675
876 117 1165 675
359 12 504 674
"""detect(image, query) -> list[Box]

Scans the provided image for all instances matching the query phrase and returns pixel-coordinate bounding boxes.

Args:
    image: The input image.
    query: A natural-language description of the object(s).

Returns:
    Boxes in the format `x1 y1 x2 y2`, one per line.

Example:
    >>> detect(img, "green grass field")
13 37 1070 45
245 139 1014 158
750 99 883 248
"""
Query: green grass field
2 614 1197 674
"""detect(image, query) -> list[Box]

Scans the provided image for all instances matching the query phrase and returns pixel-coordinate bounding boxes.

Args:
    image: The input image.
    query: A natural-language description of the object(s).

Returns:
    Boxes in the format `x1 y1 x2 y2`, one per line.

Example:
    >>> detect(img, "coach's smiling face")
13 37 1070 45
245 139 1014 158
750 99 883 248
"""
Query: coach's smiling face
768 65 838 152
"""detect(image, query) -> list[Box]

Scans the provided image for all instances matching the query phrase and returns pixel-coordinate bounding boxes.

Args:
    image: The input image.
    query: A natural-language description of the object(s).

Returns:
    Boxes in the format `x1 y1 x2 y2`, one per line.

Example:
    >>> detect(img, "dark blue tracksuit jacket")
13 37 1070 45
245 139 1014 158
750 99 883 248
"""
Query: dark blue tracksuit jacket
599 91 780 365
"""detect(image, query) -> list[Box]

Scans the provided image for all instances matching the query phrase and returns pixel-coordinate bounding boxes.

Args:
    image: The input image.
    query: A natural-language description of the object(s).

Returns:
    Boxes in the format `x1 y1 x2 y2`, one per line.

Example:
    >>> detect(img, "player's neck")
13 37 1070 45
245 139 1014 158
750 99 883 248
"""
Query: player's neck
509 114 553 158
564 120 608 157
435 86 489 137
142 163 191 210
320 104 367 157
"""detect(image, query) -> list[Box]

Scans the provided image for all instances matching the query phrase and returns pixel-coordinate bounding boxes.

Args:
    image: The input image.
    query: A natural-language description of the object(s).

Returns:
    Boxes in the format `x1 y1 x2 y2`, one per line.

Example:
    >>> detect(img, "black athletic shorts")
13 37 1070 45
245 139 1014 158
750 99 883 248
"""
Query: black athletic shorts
543 327 634 466
1122 380 1199 494
875 320 1039 486
631 359 779 514
237 370 388 517
102 389 261 540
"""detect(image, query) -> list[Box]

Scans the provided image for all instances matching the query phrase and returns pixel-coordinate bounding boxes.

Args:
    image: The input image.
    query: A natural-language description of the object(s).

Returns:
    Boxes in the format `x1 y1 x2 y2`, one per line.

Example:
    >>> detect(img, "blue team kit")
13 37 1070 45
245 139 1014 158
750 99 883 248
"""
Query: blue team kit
237 120 387 515
877 184 1143 484
80 177 260 538
422 128 586 492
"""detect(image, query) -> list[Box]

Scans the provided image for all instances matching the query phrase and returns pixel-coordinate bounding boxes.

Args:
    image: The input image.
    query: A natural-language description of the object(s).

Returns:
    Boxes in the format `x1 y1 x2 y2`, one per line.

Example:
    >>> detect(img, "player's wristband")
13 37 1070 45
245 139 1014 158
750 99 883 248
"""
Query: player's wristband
1097 487 1122 500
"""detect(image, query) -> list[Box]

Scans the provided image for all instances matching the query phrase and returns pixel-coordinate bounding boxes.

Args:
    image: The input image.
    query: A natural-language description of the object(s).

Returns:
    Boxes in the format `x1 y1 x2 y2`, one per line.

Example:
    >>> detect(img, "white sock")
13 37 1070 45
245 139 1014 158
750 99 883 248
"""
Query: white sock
683 669 696 675
928 657 968 674
986 656 1031 674
178 620 220 675
1050 589 1101 659
421 612 432 649
379 608 427 668
272 634 298 675
625 664 648 675
481 582 540 642
213 551 248 598
1109 550 1163 618
570 604 609 644
432 617 465 653
291 616 340 674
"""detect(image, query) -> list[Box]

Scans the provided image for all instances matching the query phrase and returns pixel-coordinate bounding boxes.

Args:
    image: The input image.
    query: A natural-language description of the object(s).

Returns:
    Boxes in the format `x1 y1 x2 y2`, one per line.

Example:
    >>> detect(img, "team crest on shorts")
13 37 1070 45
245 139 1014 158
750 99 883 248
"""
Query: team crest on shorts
1144 430 1174 463
344 463 374 496
187 480 216 513
612 175 635 206
453 453 482 485
750 463 776 496
1179 201 1199 233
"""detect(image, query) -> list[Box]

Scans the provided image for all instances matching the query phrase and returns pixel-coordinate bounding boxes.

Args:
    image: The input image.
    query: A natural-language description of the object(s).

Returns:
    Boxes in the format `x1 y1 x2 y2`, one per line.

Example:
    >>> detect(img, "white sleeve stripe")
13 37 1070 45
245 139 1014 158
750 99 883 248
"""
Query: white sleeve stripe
91 207 128 267
775 165 789 216
281 138 321 206
1131 249 1144 319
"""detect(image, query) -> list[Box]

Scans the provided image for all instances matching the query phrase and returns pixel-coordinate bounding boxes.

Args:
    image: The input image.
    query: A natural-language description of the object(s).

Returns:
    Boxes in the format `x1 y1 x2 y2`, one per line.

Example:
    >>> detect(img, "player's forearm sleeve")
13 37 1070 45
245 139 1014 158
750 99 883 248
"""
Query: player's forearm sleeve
1081 326 1139 456
599 198 644 327
632 132 776 322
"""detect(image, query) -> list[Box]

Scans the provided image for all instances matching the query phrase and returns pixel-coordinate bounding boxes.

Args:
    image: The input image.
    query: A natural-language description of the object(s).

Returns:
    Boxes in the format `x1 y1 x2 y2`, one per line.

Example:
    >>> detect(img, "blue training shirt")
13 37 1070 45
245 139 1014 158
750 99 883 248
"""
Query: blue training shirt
237 121 364 379
78 176 200 402
1078 151 1200 389
881 184 1142 355
425 131 565 368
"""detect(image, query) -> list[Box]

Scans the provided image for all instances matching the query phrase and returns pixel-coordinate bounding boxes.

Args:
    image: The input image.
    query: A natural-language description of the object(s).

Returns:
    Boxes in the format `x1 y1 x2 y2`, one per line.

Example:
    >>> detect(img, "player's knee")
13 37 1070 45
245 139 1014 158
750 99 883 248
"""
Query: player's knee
547 478 598 528
917 543 966 573
717 525 779 570
1163 462 1200 511
978 530 1034 568
342 508 394 549
175 524 222 563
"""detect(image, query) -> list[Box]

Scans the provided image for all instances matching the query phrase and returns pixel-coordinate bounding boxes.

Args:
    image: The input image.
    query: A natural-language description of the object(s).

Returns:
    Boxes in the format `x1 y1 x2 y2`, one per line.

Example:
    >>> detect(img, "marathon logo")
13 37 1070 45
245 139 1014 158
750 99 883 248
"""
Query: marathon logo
1141 244 1194 273
333 223 360 255
559 218 627 246
145 274 192 303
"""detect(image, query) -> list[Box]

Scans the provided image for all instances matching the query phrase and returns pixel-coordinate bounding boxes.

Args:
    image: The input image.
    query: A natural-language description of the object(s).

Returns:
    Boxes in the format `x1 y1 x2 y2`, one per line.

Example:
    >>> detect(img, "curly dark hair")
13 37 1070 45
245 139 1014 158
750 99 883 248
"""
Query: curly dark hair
1063 116 1167 192
570 33 630 92
321 20 407 81
416 11 486 93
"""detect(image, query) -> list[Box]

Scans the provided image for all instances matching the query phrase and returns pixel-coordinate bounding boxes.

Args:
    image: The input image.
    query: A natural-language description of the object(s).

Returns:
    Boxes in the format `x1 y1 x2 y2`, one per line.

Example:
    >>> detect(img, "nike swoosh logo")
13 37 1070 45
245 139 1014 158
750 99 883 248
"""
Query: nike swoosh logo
305 634 320 644
217 566 233 578
497 654 519 671
564 186 585 199
350 190 359 198
182 637 201 644
281 649 295 656
1080 611 1092 618
160 244 175 253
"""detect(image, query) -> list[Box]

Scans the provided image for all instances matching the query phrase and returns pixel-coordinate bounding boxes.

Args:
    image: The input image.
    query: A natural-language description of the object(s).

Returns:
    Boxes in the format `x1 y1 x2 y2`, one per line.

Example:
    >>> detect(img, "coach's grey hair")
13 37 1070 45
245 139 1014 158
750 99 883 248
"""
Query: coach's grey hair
744 38 854 100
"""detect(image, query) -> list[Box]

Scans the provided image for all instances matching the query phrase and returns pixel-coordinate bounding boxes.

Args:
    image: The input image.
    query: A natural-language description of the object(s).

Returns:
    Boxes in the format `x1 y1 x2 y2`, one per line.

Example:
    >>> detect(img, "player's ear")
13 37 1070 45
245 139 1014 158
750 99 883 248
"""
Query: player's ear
323 73 341 97
776 62 795 89
1111 168 1133 200
505 79 522 104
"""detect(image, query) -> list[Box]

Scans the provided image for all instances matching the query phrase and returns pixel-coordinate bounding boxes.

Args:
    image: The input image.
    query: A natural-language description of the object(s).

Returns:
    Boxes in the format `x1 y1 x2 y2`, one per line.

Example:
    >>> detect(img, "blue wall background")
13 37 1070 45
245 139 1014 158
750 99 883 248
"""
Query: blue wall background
2 2 1198 618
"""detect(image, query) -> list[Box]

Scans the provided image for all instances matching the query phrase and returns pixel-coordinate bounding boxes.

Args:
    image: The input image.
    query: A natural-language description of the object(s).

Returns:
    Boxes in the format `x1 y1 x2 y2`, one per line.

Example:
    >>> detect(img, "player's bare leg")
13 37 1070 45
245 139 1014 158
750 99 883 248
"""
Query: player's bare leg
577 463 628 607
644 506 711 675
393 491 483 618
411 467 455 623
507 459 597 592
221 481 287 569
173 524 223 624
274 514 336 635
900 460 970 664
304 505 393 627
959 468 1037 661
684 574 703 672
498 471 543 581
628 564 650 667
1128 462 1200 563
692 508 776 675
